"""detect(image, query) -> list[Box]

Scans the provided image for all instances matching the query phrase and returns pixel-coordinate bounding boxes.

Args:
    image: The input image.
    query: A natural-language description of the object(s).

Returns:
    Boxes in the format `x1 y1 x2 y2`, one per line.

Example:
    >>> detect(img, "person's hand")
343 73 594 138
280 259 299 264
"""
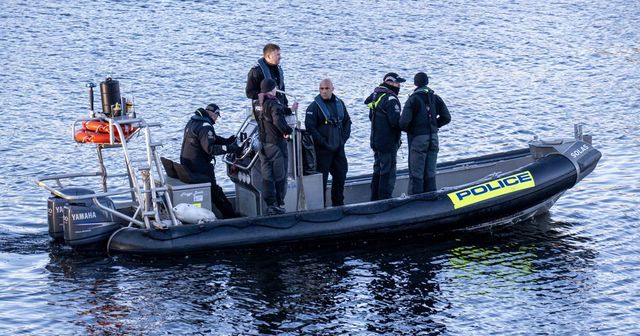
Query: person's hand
227 142 240 155
291 102 299 112
227 135 237 144
284 134 290 140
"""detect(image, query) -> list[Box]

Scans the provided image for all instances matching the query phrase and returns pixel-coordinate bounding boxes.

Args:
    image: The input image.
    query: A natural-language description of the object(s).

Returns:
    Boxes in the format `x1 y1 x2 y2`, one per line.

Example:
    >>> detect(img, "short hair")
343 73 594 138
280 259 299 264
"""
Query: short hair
263 43 280 55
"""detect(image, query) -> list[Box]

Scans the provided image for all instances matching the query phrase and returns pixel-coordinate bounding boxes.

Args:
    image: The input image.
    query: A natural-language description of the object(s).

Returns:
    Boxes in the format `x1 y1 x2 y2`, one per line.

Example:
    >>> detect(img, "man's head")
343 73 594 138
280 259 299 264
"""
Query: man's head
414 72 429 87
319 78 334 100
263 43 281 65
260 78 277 95
383 72 406 88
205 103 220 122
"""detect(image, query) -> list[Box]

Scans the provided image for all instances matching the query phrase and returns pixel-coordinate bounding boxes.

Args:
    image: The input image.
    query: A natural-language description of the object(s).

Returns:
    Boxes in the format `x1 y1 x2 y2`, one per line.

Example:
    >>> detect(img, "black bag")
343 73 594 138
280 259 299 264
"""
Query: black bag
301 130 317 175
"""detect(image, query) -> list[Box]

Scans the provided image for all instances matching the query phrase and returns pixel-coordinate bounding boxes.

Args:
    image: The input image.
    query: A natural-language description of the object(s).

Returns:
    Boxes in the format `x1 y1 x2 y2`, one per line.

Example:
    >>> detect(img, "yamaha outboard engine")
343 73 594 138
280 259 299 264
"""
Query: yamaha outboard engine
100 77 121 117
62 196 119 246
47 187 94 240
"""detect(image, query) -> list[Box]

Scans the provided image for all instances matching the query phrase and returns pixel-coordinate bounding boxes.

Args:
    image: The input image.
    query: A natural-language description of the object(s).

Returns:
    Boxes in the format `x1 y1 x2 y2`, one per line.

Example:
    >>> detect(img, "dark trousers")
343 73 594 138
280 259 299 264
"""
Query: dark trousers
408 134 439 194
316 146 348 206
259 141 288 207
371 146 398 201
204 167 236 219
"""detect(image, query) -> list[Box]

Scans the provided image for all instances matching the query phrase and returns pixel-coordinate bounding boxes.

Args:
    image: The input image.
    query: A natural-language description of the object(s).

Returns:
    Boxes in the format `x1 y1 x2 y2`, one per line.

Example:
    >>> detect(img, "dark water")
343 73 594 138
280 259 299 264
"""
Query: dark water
1 0 639 334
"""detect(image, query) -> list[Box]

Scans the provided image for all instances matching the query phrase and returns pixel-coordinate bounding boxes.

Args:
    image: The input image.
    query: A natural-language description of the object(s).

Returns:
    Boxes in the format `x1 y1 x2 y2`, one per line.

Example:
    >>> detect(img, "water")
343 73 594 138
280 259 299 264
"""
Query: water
1 0 639 334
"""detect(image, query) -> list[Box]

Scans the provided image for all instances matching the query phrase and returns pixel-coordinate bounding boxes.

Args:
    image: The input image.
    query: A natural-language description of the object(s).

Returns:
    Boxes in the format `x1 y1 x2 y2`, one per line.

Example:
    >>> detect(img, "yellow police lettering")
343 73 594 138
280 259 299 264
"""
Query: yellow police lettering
448 171 536 209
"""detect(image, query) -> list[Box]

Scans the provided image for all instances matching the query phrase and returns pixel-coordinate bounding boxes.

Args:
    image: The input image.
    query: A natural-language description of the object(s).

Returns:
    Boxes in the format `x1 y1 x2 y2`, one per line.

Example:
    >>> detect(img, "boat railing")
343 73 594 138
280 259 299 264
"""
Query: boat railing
222 115 261 170
37 115 181 229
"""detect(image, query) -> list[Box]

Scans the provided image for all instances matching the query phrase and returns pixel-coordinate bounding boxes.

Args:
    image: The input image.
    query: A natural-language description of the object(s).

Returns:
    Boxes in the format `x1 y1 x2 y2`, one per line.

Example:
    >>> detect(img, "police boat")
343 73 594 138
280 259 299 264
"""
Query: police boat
35 78 601 255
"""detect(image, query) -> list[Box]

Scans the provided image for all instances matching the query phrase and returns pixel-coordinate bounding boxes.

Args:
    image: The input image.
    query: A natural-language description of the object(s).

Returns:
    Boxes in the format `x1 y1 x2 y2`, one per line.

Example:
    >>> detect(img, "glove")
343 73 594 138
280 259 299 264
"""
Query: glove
225 135 237 145
227 142 241 155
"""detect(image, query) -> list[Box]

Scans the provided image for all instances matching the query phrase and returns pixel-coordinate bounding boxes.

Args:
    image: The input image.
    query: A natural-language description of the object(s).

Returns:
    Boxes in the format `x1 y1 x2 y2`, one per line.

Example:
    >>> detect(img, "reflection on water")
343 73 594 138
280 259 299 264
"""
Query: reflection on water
1 0 639 334
23 216 596 335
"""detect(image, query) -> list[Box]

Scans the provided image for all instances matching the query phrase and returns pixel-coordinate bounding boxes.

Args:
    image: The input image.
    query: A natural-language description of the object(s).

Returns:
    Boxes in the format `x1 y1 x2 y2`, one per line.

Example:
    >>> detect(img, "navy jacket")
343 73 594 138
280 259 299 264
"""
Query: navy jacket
365 85 401 153
180 113 233 175
400 87 451 137
305 94 351 152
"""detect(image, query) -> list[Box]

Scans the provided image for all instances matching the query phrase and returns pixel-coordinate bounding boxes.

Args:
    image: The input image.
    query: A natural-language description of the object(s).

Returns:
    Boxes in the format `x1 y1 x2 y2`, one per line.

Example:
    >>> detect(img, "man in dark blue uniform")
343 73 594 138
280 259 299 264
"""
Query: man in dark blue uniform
305 78 351 206
245 43 298 115
256 79 293 215
180 104 240 218
365 72 405 200
400 72 451 194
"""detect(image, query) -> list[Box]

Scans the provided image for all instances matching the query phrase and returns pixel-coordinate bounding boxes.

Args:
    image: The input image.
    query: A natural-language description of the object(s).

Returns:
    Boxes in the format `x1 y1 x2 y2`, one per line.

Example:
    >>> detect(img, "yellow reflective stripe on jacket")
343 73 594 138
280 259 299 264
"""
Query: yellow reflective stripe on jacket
367 93 387 110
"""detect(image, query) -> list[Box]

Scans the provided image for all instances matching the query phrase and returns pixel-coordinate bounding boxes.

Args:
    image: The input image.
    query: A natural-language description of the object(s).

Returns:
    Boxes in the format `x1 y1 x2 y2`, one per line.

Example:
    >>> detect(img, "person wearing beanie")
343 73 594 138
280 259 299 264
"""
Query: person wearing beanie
399 72 451 195
245 43 298 116
305 78 352 206
364 72 406 201
179 103 241 218
256 78 293 215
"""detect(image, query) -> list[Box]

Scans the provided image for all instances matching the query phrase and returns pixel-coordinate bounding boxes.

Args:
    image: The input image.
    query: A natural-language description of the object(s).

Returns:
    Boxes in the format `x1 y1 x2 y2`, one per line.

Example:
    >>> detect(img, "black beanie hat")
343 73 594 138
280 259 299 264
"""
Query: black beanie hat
414 72 429 87
260 78 277 93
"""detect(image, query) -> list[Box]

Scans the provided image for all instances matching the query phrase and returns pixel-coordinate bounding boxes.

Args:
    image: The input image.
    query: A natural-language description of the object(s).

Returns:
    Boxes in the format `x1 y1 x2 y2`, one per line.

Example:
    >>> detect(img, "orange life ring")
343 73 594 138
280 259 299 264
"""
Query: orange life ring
82 120 137 137
74 129 125 144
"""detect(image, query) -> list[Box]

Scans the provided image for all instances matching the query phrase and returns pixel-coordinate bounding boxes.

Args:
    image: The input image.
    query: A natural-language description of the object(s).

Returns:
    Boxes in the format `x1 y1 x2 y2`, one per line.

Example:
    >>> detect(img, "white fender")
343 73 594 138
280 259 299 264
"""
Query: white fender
173 203 217 224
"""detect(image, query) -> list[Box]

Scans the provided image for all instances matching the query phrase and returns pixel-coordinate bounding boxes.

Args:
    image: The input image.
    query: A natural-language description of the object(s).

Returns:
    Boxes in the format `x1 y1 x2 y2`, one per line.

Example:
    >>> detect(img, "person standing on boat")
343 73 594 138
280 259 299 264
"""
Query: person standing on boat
305 78 352 206
365 72 405 200
256 78 293 215
246 43 298 116
180 104 240 219
400 72 451 194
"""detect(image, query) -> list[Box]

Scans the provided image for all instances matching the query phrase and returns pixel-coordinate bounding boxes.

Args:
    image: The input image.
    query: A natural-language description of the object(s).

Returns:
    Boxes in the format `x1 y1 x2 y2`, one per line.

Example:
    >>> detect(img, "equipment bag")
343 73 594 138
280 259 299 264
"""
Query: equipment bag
301 130 317 175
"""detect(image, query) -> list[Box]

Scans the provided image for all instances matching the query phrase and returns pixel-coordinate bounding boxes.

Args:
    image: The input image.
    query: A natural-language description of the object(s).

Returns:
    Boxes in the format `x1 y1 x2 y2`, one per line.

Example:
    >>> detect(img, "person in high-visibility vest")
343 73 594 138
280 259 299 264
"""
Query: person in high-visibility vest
364 72 406 201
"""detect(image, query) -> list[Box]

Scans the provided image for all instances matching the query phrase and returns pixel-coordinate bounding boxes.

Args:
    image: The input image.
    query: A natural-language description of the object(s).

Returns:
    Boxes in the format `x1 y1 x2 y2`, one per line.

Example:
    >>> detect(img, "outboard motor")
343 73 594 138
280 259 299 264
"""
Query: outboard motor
63 196 119 246
100 77 121 117
47 187 95 240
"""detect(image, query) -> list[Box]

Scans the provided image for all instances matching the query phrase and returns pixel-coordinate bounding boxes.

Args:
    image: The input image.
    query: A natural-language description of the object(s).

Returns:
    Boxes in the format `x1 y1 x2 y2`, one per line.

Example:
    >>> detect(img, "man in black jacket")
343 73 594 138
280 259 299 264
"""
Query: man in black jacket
257 79 293 215
400 72 451 194
364 72 405 200
246 43 298 115
180 104 240 218
305 78 352 206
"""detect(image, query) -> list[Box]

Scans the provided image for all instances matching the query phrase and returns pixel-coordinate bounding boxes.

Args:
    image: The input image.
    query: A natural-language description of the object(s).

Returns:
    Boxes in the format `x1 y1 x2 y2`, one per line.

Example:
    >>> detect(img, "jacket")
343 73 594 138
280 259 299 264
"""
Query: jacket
245 57 289 108
365 85 401 153
305 94 351 152
400 86 451 137
180 113 234 175
258 94 293 144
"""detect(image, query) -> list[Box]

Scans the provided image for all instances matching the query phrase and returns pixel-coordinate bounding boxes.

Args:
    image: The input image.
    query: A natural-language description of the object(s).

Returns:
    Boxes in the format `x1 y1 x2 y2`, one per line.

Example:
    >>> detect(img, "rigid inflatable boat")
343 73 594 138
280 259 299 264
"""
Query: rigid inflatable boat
35 79 601 255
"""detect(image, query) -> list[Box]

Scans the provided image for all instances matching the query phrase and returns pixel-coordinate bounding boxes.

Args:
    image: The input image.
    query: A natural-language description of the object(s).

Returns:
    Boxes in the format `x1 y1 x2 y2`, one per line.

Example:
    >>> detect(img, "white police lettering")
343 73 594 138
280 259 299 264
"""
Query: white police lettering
570 144 590 159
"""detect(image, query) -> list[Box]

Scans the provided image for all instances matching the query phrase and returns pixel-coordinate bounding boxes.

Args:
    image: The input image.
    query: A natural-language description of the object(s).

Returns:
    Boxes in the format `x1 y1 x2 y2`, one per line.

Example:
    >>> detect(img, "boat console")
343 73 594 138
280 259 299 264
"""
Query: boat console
222 115 324 217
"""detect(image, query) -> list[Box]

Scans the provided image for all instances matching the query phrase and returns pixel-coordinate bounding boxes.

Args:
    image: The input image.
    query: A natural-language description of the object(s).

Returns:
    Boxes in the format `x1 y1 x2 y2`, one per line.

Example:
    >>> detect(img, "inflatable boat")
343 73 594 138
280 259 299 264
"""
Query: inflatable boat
35 78 601 255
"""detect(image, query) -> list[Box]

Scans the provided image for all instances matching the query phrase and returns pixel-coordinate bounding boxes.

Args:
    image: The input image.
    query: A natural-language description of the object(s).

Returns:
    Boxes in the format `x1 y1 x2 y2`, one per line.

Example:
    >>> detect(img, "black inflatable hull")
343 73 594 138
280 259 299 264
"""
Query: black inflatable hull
108 150 598 255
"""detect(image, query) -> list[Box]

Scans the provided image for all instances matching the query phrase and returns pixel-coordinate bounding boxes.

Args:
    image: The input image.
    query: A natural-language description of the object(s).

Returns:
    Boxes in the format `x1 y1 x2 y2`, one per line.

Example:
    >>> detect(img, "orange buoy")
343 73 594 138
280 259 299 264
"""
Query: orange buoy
82 120 137 137
74 129 124 144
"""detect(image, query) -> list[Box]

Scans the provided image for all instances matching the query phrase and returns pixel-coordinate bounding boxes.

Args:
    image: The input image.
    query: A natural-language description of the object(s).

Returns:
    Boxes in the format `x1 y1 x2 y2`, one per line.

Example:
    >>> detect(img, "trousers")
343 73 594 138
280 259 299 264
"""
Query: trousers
408 134 439 194
259 141 288 207
371 145 398 201
316 146 348 206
